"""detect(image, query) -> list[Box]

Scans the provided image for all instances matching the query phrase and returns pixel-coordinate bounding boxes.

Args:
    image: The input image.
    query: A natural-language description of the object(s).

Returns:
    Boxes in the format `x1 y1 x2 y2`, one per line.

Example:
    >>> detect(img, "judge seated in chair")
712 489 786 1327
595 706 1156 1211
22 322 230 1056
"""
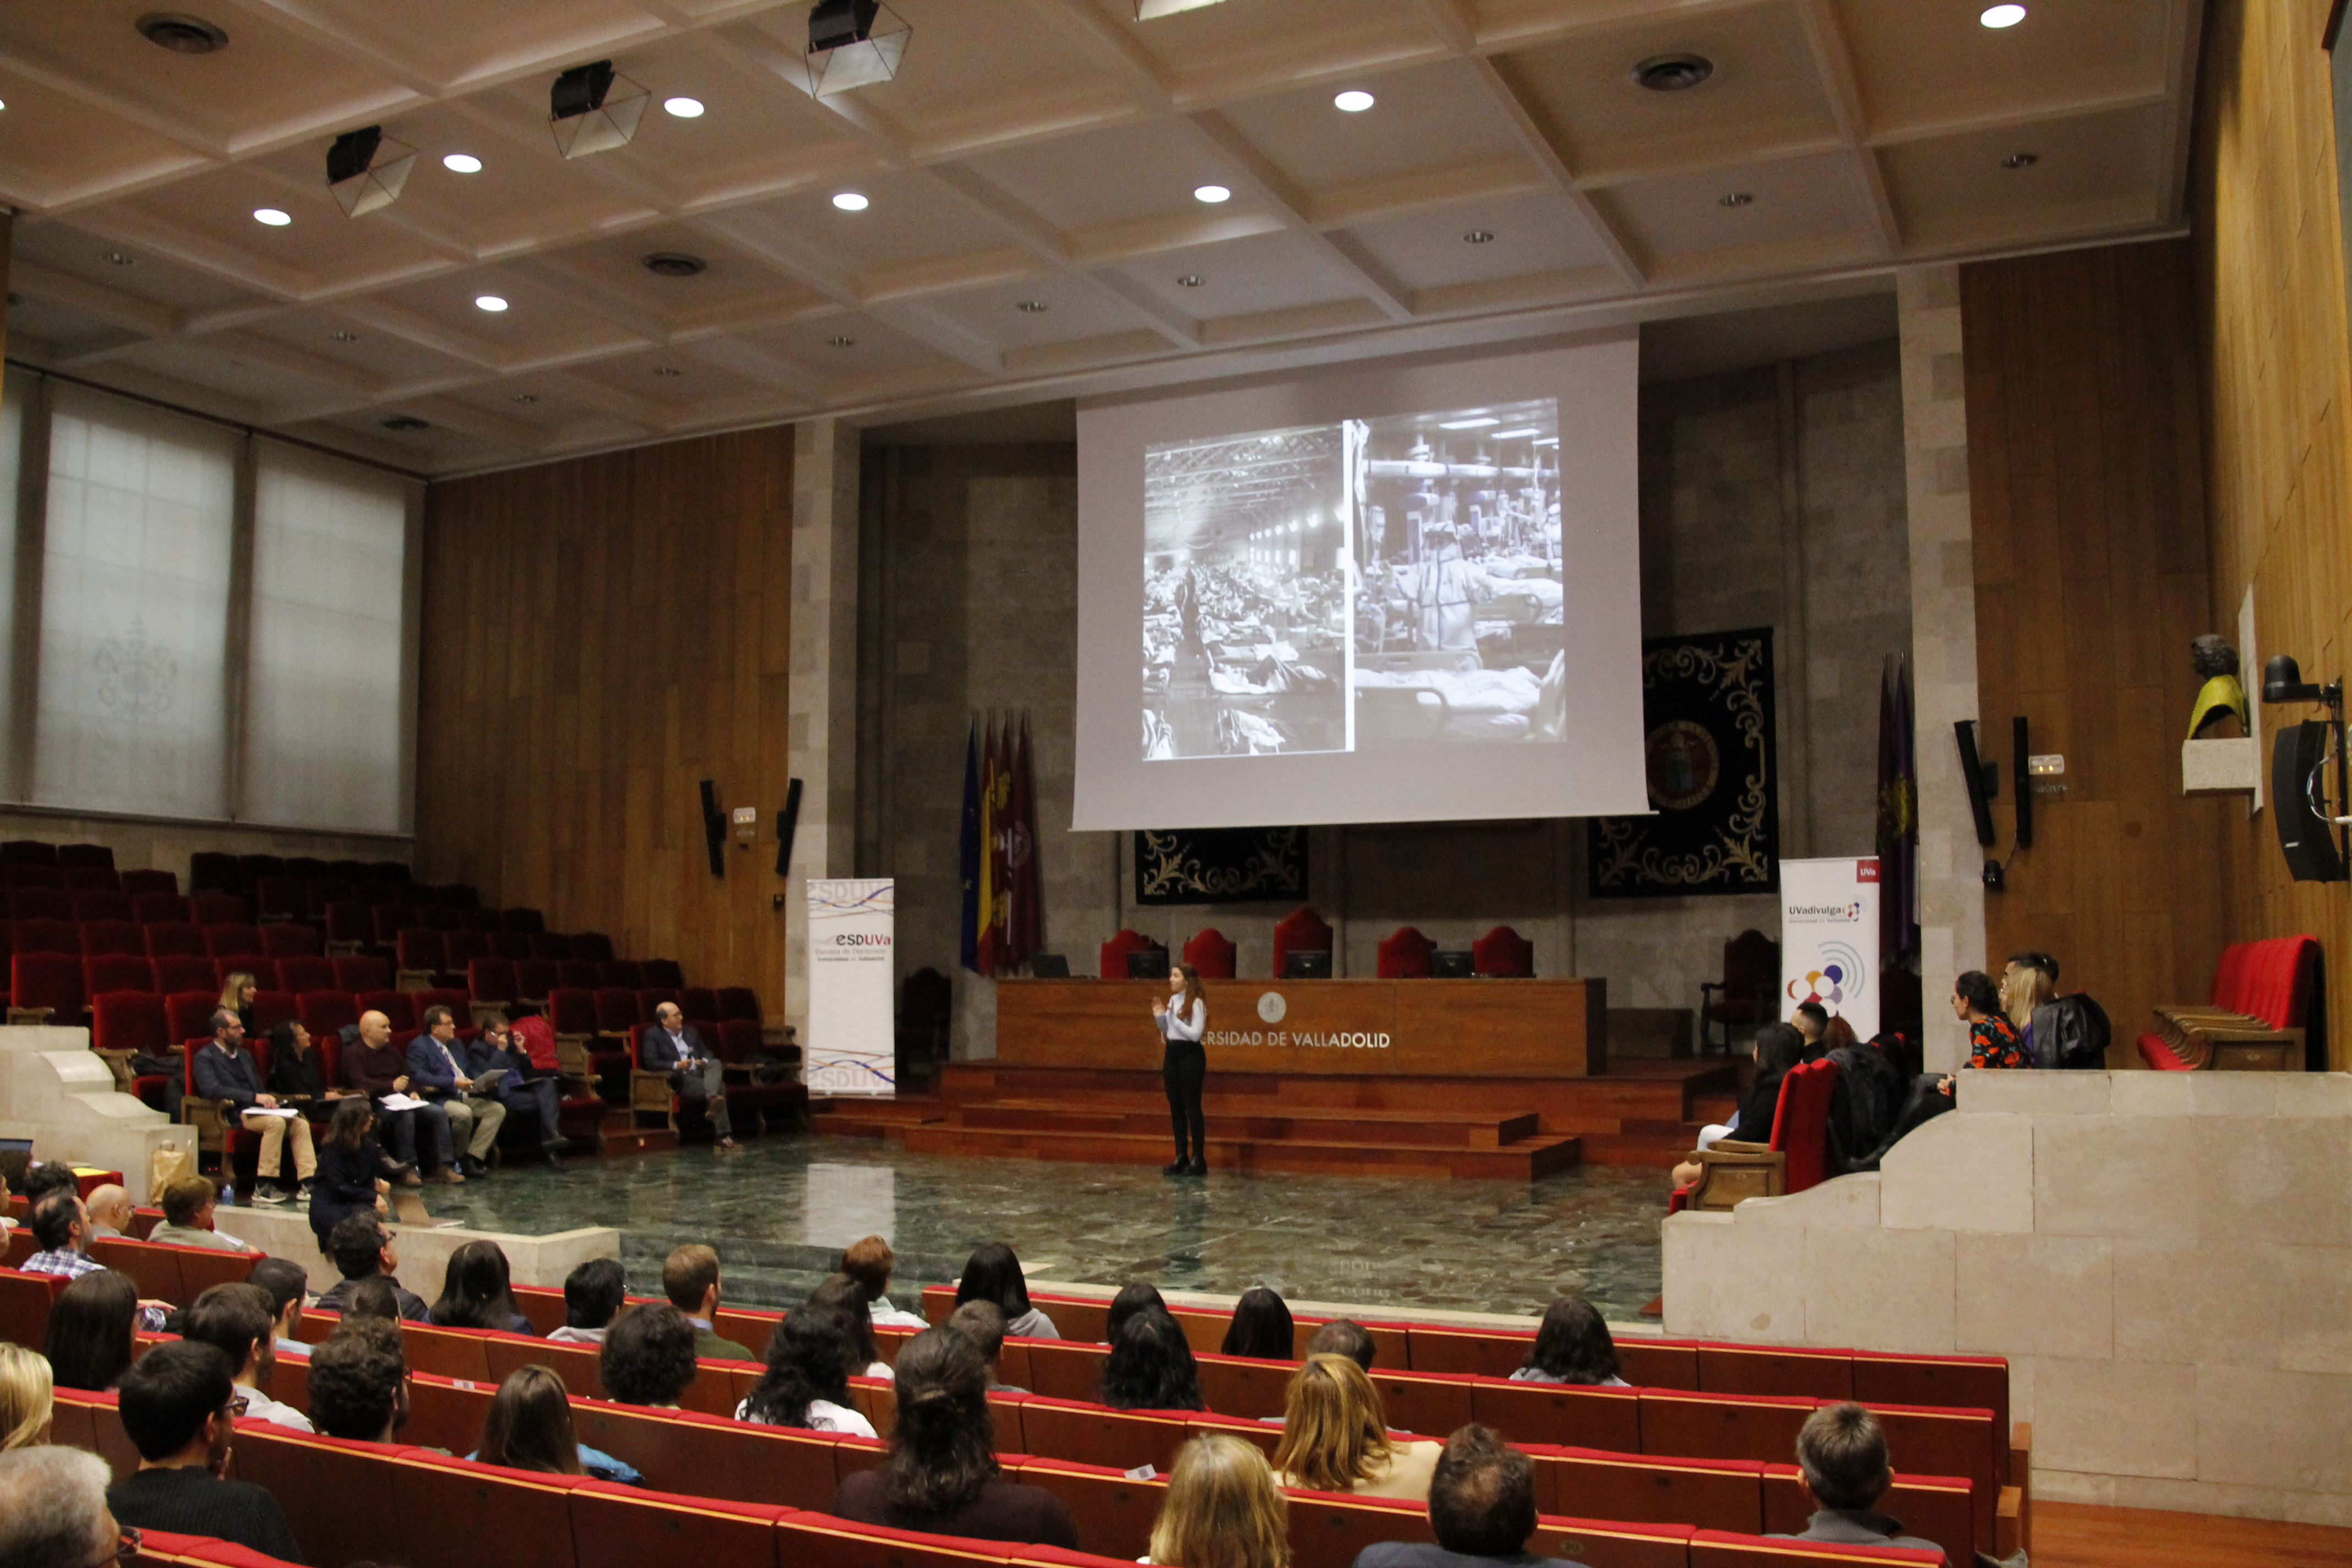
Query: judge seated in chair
642 1000 736 1151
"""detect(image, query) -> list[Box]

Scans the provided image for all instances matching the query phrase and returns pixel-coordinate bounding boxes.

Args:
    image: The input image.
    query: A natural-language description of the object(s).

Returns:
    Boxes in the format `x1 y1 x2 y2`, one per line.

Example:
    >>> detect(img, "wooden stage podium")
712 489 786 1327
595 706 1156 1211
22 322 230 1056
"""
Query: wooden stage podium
812 977 1735 1179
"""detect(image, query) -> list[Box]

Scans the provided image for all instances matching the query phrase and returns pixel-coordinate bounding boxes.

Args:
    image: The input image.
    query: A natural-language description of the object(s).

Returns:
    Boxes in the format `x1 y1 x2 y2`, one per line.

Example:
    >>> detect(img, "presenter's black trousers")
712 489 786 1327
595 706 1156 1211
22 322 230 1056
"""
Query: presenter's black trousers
1163 1041 1206 1164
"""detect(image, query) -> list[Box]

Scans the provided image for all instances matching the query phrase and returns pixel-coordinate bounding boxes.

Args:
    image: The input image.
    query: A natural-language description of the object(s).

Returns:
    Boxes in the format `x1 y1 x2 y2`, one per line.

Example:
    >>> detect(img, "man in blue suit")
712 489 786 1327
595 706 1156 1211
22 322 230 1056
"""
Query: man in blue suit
406 1005 505 1178
640 1000 736 1150
461 1014 569 1169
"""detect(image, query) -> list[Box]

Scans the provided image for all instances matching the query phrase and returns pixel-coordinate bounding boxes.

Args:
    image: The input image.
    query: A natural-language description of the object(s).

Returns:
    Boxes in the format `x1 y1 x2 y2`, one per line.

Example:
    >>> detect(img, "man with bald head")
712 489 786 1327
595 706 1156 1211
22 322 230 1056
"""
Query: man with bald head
641 1000 736 1151
82 1184 134 1239
341 1008 457 1184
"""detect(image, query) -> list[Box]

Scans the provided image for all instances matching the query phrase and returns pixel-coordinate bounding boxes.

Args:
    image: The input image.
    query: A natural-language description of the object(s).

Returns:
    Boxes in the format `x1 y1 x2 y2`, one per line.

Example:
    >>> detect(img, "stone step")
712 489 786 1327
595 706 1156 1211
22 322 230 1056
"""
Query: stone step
895 1121 1580 1180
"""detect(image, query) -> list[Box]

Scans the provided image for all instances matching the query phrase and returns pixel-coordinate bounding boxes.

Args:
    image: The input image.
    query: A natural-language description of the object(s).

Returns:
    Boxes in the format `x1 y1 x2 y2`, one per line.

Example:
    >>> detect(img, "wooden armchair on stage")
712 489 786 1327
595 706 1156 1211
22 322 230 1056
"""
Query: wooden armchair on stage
1473 924 1534 977
1377 926 1435 978
1700 929 1779 1053
1670 1057 1840 1213
2137 934 2321 1071
1099 929 1164 979
1273 906 1333 979
1181 929 1237 979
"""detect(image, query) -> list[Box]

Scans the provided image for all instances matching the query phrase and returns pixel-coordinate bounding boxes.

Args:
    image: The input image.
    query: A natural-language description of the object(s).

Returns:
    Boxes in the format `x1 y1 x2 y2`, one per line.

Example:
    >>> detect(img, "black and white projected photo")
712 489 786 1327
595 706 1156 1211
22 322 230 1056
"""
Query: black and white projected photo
1143 423 1351 759
1350 399 1567 746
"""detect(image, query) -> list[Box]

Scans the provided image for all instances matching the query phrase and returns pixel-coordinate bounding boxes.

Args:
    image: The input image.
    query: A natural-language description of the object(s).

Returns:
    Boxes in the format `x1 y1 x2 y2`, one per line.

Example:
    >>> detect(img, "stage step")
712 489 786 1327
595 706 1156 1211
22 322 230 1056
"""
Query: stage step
808 1097 950 1139
896 1119 1581 1180
948 1097 1542 1148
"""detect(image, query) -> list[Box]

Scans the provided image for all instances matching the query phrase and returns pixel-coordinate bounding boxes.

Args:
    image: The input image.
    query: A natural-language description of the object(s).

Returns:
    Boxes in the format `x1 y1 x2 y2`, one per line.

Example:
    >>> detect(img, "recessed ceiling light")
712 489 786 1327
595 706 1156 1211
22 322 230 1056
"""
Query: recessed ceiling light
1016 300 1048 313
0 100 9 112
652 366 683 377
1533 437 1558 448
1980 4 2027 26
827 335 856 347
642 252 707 277
1333 89 1375 112
474 293 509 312
1491 428 1540 439
137 13 229 53
2002 151 2039 169
1176 274 1205 287
252 207 291 226
1193 184 1231 204
1718 192 1754 208
1634 53 1713 91
832 191 869 211
662 95 705 118
442 153 483 173
329 330 358 342
1136 0 1227 17
380 415 429 432
513 393 539 404
100 251 135 266
1462 229 1495 244
1440 417 1499 429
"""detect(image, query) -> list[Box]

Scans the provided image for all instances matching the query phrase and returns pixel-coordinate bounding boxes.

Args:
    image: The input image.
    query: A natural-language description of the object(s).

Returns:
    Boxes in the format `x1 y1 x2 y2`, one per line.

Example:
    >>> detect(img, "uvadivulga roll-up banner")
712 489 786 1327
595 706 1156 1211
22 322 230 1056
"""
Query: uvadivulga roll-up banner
1779 857 1881 1041
807 878 896 1097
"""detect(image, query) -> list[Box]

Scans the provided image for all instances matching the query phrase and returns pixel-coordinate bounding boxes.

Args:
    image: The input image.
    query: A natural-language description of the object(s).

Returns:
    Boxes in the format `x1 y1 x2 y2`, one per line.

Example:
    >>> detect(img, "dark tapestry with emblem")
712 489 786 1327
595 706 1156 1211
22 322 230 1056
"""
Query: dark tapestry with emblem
1587 628 1778 898
1134 827 1308 905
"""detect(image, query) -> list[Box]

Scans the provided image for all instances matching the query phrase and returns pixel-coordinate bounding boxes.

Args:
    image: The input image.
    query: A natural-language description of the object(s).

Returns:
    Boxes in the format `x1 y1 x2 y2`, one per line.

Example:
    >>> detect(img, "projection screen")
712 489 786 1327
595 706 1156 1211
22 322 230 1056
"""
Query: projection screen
1074 332 1649 830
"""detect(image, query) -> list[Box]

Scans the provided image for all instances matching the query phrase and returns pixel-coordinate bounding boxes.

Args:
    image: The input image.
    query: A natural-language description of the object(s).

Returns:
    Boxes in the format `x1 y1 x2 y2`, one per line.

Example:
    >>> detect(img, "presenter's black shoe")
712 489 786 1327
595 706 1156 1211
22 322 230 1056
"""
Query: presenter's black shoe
1187 1159 1209 1176
1163 1160 1189 1177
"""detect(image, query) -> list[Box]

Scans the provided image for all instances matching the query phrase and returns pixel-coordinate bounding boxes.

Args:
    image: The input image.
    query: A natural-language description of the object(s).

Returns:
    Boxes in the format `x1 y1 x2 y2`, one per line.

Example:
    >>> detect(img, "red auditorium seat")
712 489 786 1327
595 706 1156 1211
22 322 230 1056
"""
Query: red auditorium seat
355 989 416 1034
323 902 372 951
601 960 644 989
62 868 121 895
188 892 247 925
154 956 218 994
514 959 559 1003
594 987 644 1033
5 888 70 921
530 932 574 961
0 863 59 888
254 875 304 922
717 987 760 1022
1182 928 1237 979
132 891 192 924
12 917 79 955
251 989 300 1034
239 852 287 883
84 954 154 997
397 929 446 983
297 991 359 1041
443 930 491 970
557 959 600 990
165 991 219 1045
1473 924 1536 977
79 919 143 957
187 851 239 891
436 883 479 910
571 932 615 963
2138 933 2321 1070
334 955 391 991
120 869 178 897
469 959 519 1008
92 990 170 1060
502 907 545 933
548 987 598 1037
1099 928 1159 979
1378 926 1436 979
371 905 418 944
56 843 113 871
260 923 320 957
415 987 467 1027
421 905 462 933
638 986 680 1017
1273 906 1334 979
277 955 336 993
0 840 55 865
214 957 279 989
143 922 207 959
489 930 533 960
69 889 132 922
1674 1058 1841 1213
304 879 350 919
347 881 391 908
641 957 683 989
680 986 721 1022
459 907 502 933
12 952 84 1023
204 923 264 959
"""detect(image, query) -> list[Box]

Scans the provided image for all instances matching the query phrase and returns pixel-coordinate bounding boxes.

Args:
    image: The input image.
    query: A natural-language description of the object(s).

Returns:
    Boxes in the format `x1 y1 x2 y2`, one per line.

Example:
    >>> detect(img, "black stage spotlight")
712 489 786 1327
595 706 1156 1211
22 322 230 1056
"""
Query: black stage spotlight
326 124 413 217
549 59 647 159
807 0 910 95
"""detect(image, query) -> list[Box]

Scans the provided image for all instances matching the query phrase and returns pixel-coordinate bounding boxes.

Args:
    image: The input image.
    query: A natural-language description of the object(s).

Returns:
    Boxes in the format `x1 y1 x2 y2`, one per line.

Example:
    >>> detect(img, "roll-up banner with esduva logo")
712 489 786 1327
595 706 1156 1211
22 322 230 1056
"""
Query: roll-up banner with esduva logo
1780 857 1880 1041
807 877 896 1097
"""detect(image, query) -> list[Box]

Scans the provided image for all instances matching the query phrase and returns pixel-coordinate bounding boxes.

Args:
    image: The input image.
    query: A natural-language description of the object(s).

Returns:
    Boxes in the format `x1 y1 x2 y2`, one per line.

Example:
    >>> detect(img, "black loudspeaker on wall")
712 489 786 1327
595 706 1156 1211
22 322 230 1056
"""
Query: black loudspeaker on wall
698 780 727 878
2272 722 2348 882
775 778 803 876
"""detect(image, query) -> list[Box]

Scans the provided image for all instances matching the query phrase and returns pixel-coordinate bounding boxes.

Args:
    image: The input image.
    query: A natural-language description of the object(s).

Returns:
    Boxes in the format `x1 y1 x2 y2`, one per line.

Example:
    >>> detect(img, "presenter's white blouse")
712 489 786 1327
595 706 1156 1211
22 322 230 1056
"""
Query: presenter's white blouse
1159 997 1207 1042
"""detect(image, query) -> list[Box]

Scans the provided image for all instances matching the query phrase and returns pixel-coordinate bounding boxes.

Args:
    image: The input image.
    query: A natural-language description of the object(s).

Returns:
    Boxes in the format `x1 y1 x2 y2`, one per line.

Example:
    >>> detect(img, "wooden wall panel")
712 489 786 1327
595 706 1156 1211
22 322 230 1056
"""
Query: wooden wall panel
2197 0 2352 1068
1962 241 2233 1063
415 429 794 1013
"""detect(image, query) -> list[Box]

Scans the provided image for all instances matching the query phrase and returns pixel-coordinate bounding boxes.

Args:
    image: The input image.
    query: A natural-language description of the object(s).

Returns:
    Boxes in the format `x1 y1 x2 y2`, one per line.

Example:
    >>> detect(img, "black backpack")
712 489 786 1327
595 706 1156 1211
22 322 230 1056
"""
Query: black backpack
2028 993 2111 1069
1828 1041 1908 1166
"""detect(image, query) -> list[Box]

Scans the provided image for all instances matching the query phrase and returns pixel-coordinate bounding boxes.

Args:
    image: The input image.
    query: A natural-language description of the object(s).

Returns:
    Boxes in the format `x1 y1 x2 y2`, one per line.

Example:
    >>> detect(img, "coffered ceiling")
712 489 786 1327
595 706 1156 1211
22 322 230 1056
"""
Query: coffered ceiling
0 0 2203 475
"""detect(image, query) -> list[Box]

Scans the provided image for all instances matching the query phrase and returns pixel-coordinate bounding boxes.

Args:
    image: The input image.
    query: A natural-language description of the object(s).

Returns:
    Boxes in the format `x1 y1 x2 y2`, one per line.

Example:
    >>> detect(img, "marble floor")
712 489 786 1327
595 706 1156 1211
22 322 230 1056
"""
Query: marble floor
405 1134 1666 1322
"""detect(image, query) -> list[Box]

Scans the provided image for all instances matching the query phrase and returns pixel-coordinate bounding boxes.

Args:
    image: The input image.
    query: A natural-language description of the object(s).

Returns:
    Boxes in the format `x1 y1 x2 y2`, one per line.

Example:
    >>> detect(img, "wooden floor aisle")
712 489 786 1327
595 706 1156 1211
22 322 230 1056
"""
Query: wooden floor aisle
2038 1502 2352 1567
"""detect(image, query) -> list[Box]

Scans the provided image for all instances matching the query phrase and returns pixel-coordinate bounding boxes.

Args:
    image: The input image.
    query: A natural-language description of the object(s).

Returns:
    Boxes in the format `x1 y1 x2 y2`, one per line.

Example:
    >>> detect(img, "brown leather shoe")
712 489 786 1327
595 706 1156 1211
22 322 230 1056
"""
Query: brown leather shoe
427 1168 465 1184
398 1170 423 1188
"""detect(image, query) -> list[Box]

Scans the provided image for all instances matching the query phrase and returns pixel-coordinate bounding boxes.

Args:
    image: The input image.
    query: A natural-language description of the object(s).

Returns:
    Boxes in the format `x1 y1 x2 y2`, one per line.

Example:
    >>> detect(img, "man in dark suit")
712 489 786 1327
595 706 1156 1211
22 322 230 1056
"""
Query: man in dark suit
1353 1425 1584 1568
641 1000 735 1150
190 1010 314 1206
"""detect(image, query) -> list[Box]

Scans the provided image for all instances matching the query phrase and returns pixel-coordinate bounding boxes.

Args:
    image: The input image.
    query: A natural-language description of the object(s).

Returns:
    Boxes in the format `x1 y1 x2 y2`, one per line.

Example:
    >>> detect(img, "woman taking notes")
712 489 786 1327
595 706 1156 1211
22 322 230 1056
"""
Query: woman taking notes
1155 962 1208 1177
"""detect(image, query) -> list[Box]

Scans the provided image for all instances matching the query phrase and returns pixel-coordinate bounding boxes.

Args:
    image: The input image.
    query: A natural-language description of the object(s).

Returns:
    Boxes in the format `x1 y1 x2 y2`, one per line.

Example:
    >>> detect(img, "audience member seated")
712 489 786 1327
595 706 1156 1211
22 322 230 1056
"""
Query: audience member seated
473 1364 641 1483
247 1257 312 1364
1509 1299 1626 1387
808 1274 894 1378
219 973 262 1040
1669 1022 1805 1190
1106 1282 1168 1346
344 1009 455 1184
25 1195 166 1332
193 1009 315 1206
1147 1433 1289 1568
827 1326 1080 1548
1353 1424 1576 1568
1221 1286 1294 1360
1273 1354 1440 1501
1101 1309 1208 1413
664 1244 755 1360
1863 970 2032 1165
1309 1319 1376 1373
107 1341 305 1561
2000 951 2059 1044
428 1239 535 1334
343 1278 403 1322
307 1097 392 1251
148 1173 257 1255
547 1257 626 1345
264 1022 342 1124
81 1185 134 1240
0 1343 54 1449
842 1234 930 1328
0 1448 119 1568
600 1304 699 1408
307 1317 408 1443
642 1000 737 1151
43 1271 139 1392
406 1005 505 1180
946 1301 1023 1393
21 1162 78 1208
179 1283 310 1433
1771 1402 1947 1565
1791 1001 1828 1059
735 1305 877 1436
955 1243 1059 1339
314 1214 428 1322
464 1014 568 1168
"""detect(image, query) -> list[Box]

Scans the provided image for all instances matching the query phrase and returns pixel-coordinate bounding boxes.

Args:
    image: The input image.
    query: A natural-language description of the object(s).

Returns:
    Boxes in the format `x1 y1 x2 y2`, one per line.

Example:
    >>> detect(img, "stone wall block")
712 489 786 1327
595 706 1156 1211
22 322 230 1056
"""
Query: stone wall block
1880 1109 2032 1232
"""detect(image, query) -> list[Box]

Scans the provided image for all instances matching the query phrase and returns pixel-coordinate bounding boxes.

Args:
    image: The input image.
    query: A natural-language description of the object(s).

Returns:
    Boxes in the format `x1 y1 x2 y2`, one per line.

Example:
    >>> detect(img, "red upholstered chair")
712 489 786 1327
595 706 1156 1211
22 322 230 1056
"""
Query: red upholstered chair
1377 926 1437 979
680 986 722 1023
254 875 304 922
415 988 468 1029
442 930 490 970
297 991 358 1041
514 959 559 1004
322 902 371 953
260 923 320 958
167 991 220 1045
459 907 502 933
143 922 206 959
186 851 238 890
1182 929 1237 979
1472 924 1536 977
420 906 462 933
83 955 154 997
132 891 192 925
79 920 143 957
0 864 59 889
181 1044 265 1182
468 959 519 1008
92 990 171 1064
188 893 247 925
277 956 336 993
717 987 761 1023
397 929 447 988
637 987 680 1017
1673 1058 1843 1213
1272 906 1334 979
594 959 639 989
303 879 349 919
333 955 390 991
557 960 601 990
594 987 645 1033
12 918 78 956
489 931 533 960
0 840 55 865
5 888 69 921
203 924 264 959
1099 929 1161 980
57 843 112 871
571 932 616 963
213 957 278 990
62 868 121 894
120 869 177 897
529 932 573 961
69 890 132 922
502 907 545 934
2138 934 2322 1070
10 953 85 1024
153 956 217 994
1702 930 1781 1053
435 883 480 910
371 905 418 944
641 957 684 989
250 989 300 1035
357 989 416 1034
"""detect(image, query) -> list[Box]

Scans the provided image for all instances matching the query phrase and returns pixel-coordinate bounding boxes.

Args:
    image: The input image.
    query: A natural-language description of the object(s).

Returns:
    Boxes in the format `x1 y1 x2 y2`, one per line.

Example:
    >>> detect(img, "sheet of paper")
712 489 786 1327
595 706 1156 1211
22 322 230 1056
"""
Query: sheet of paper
375 1093 428 1112
239 1107 299 1119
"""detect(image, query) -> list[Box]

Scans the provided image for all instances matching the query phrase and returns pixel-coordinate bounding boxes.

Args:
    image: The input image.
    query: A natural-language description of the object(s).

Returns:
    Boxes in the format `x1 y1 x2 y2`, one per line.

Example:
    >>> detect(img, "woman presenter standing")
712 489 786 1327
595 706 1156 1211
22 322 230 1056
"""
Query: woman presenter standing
1155 963 1209 1178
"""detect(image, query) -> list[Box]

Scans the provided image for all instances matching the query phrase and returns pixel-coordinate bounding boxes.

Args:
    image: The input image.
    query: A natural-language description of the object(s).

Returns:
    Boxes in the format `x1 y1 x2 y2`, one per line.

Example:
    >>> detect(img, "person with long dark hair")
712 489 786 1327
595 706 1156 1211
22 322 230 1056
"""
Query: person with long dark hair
1105 1282 1167 1346
43 1271 138 1392
1510 1298 1626 1386
1670 1022 1807 1190
807 1274 890 1378
954 1244 1058 1340
827 1327 1078 1546
1219 1288 1293 1360
735 1306 875 1435
472 1365 640 1482
1154 962 1210 1177
428 1240 533 1334
1098 1310 1206 1412
308 1095 390 1251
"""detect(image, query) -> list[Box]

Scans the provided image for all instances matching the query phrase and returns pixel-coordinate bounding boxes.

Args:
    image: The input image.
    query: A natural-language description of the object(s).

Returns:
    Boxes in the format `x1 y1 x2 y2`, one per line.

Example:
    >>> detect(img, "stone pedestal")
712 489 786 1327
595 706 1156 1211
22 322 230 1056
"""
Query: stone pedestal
0 1026 193 1201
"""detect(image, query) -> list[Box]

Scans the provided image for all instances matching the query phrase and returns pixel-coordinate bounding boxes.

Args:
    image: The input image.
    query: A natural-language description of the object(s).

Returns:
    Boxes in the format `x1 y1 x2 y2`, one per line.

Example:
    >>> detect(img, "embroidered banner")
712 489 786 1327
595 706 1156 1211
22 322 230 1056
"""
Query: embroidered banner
1587 627 1779 899
1134 826 1308 905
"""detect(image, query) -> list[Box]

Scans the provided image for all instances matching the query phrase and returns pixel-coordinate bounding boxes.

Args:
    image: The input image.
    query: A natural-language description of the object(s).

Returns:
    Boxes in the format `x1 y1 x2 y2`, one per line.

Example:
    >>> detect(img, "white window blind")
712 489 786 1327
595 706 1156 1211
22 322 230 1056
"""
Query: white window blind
242 442 413 832
33 387 236 818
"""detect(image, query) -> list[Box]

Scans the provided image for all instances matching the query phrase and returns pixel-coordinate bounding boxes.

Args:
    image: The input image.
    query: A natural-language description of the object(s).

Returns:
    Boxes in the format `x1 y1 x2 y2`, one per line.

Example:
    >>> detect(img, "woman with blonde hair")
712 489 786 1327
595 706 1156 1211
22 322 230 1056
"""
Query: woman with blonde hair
217 972 262 1036
0 1342 54 1448
1147 1434 1289 1568
1271 1353 1440 1500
